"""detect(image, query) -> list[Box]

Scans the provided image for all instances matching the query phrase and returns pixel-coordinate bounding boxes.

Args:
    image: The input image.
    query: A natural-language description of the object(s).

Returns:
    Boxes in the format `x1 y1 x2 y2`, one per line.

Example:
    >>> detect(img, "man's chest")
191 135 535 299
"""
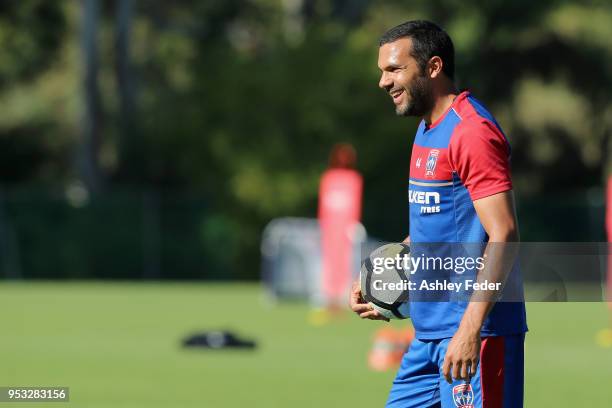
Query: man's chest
410 143 453 181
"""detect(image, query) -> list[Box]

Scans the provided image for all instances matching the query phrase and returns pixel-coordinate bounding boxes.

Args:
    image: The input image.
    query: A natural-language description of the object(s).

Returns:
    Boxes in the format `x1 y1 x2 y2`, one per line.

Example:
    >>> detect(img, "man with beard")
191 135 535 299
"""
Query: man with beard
349 20 527 407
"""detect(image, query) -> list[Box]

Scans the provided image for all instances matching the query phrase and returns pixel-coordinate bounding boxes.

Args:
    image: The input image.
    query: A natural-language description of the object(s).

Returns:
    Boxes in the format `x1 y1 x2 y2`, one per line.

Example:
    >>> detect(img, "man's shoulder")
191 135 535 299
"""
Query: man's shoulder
453 94 504 135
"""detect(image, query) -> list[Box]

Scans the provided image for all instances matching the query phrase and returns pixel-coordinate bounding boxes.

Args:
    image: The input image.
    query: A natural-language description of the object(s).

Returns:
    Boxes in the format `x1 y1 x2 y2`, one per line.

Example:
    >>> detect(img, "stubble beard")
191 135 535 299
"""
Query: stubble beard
396 74 433 117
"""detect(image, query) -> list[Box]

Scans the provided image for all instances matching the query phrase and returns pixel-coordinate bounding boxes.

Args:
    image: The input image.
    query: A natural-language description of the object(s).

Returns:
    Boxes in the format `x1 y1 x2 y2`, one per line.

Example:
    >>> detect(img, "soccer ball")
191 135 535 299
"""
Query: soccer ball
360 243 411 320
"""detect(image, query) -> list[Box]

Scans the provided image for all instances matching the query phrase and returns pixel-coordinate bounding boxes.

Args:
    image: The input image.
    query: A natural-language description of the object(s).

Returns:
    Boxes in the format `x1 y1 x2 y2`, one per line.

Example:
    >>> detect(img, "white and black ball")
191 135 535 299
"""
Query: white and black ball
360 243 411 320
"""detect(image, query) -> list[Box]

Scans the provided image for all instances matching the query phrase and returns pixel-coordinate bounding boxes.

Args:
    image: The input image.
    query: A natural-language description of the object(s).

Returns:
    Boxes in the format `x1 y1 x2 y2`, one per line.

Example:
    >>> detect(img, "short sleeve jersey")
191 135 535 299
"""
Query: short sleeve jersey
408 91 527 339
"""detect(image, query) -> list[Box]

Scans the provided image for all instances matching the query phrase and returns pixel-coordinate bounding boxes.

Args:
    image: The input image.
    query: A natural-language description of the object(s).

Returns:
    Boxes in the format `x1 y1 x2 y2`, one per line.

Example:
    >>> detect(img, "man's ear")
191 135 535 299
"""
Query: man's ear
428 56 444 79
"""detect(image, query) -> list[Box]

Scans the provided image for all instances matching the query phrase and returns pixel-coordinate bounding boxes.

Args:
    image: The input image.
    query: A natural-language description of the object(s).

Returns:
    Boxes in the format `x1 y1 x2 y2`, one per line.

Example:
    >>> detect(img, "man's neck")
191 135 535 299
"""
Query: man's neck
423 87 459 126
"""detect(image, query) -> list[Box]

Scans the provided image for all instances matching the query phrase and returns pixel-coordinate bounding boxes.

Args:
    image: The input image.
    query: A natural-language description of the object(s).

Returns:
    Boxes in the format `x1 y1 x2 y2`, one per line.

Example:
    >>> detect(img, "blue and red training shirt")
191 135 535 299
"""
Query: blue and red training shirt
408 90 527 339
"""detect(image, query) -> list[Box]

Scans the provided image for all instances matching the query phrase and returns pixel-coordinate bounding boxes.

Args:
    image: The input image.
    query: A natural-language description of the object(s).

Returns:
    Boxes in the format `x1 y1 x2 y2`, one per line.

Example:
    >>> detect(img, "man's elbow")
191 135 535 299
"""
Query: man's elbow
488 223 519 242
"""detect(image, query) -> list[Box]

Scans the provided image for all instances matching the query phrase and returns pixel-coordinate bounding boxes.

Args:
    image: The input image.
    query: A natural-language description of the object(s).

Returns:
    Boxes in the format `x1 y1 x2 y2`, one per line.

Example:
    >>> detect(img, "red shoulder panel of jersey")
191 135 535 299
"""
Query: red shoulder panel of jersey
448 117 512 201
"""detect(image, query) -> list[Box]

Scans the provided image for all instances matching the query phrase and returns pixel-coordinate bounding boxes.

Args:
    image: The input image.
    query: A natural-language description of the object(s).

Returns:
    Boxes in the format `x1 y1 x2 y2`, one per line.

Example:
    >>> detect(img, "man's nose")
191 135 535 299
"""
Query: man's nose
379 72 392 90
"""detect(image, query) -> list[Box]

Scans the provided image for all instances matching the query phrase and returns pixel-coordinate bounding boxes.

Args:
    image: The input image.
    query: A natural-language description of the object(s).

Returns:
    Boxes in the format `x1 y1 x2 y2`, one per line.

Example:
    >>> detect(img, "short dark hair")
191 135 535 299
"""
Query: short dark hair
379 20 455 79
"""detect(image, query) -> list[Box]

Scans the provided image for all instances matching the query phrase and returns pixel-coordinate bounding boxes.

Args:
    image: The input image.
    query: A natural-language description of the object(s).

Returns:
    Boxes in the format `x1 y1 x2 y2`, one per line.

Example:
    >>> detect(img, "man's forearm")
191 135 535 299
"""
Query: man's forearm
458 232 519 334
459 300 493 335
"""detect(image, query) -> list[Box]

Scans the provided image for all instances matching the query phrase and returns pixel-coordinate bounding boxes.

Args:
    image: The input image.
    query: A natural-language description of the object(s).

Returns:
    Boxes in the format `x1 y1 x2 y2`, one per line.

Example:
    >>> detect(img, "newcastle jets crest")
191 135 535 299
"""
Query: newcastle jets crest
452 384 474 408
425 149 439 177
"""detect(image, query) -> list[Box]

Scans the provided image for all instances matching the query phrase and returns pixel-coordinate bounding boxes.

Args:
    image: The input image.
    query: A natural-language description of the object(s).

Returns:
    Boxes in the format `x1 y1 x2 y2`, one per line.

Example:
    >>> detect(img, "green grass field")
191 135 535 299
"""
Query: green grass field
1 282 611 407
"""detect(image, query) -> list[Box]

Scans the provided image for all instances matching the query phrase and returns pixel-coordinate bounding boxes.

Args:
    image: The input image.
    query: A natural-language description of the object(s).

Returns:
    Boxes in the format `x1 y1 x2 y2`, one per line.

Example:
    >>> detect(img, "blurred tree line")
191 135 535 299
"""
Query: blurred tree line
0 0 610 279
